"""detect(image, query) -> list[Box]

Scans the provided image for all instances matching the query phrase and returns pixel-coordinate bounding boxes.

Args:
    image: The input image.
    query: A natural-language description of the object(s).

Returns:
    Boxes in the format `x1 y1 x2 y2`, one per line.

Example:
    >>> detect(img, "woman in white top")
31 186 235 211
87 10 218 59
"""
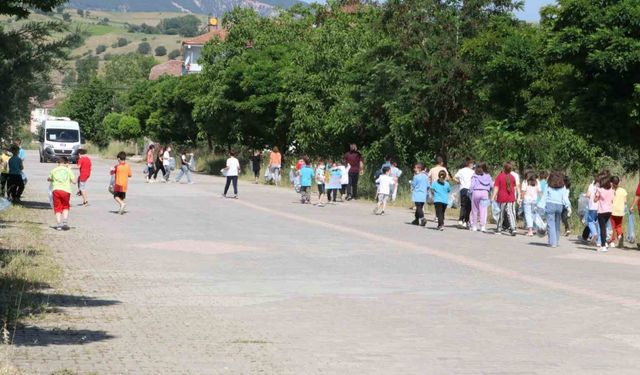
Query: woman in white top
223 151 240 198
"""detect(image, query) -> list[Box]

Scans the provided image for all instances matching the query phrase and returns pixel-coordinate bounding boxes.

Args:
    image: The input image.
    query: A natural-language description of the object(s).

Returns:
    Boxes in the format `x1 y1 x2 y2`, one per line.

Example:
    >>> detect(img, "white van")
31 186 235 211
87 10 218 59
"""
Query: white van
38 118 83 163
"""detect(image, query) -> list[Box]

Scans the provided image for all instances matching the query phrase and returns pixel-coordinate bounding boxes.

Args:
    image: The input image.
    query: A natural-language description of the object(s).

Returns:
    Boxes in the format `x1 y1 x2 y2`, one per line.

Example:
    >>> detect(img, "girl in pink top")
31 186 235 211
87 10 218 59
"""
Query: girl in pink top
594 175 615 251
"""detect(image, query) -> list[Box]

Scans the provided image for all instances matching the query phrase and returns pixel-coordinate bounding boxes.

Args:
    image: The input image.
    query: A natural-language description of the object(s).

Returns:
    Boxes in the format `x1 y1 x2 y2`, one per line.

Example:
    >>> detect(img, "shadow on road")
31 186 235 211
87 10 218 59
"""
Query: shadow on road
17 200 51 210
11 326 115 347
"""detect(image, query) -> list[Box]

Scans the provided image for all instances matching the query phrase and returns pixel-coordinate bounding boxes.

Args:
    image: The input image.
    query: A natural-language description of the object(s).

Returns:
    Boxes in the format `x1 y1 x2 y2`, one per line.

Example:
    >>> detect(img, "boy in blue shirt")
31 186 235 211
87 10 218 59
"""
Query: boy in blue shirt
298 157 314 204
431 170 451 230
411 163 429 226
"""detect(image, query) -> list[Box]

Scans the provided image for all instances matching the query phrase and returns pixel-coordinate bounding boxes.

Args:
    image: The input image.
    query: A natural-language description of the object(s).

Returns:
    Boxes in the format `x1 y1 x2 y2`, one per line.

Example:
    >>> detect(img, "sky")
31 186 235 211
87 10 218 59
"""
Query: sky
514 0 556 22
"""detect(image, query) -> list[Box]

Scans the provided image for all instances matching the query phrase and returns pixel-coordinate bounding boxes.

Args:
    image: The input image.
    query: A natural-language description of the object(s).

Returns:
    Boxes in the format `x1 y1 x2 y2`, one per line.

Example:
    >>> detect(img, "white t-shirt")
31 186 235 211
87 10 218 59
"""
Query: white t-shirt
339 165 350 185
376 174 394 195
226 157 240 177
163 151 170 166
455 167 474 190
587 182 599 211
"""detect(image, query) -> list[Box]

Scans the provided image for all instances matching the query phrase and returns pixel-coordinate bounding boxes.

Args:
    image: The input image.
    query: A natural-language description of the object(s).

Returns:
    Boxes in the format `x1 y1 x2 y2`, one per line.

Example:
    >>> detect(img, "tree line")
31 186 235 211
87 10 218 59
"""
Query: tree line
57 0 639 179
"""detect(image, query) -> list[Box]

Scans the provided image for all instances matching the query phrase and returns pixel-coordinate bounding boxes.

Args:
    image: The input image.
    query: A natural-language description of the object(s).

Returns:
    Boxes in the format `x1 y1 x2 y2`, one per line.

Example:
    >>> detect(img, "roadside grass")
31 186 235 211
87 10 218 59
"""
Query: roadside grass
0 205 61 343
83 141 138 160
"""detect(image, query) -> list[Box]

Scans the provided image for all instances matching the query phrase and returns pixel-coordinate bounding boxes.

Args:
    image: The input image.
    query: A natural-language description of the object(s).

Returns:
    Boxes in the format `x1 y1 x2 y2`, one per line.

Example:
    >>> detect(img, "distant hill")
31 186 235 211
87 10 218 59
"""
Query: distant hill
69 0 302 16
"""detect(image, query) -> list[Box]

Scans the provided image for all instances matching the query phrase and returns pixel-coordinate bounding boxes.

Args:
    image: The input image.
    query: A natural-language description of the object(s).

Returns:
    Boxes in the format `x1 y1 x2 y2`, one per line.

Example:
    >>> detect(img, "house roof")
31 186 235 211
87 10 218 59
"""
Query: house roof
182 28 228 46
149 60 183 80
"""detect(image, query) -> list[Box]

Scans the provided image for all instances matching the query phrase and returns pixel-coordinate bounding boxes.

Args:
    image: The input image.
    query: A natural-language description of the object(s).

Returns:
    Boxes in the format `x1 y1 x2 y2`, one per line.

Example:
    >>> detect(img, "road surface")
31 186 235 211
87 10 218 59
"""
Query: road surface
10 151 640 374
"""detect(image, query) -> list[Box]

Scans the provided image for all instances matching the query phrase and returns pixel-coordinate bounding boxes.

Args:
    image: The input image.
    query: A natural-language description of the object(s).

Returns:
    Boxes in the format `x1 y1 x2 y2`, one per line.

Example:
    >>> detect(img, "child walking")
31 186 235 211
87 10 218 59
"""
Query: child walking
561 176 572 236
411 163 428 226
594 175 615 252
492 162 517 236
522 174 541 236
338 161 350 201
327 162 342 204
76 148 91 206
374 166 393 215
48 156 76 230
299 157 314 204
431 170 451 230
543 171 571 248
469 162 492 232
111 152 132 214
610 176 627 248
314 159 326 207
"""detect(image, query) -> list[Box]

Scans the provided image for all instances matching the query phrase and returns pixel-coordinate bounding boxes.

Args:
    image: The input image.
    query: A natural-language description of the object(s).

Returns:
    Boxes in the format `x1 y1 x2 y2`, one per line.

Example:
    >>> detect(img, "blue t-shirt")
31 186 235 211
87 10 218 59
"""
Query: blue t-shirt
299 166 314 187
538 179 548 204
430 180 451 204
8 155 22 175
411 173 428 203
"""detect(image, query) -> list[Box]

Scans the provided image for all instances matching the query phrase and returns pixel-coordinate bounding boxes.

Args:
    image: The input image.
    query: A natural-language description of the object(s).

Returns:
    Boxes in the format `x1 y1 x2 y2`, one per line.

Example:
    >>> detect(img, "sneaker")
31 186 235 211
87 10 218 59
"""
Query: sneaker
457 220 464 228
233 195 238 199
420 218 427 227
83 201 89 207
510 230 517 237
380 212 385 216
471 226 478 232
609 241 616 248
317 203 325 207
598 246 608 252
55 224 63 231
119 203 127 215
62 222 70 231
410 219 419 225
438 226 444 231
480 226 487 232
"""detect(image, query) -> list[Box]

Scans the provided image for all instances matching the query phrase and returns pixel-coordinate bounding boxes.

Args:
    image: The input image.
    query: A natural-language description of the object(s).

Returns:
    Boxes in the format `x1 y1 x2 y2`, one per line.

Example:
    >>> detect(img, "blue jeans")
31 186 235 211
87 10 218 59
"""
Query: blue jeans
175 165 192 183
546 203 564 246
586 209 600 243
523 201 536 229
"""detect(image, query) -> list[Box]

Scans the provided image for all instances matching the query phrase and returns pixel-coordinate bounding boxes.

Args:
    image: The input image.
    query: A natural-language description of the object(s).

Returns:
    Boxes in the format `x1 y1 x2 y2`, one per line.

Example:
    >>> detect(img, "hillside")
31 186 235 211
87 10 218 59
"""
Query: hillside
68 0 302 16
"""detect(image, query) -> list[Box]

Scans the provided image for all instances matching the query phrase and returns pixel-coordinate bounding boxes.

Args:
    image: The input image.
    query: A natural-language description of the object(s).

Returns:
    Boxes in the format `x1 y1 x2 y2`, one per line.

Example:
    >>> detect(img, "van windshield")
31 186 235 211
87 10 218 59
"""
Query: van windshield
46 129 79 143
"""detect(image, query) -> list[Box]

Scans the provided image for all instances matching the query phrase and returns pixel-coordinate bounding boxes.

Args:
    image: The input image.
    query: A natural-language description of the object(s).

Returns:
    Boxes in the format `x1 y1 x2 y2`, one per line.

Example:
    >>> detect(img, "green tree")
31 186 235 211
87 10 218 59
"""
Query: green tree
103 113 141 142
75 56 99 85
76 8 84 17
103 53 156 88
62 12 71 22
57 78 118 148
0 0 67 19
137 41 151 55
158 15 202 37
154 46 167 56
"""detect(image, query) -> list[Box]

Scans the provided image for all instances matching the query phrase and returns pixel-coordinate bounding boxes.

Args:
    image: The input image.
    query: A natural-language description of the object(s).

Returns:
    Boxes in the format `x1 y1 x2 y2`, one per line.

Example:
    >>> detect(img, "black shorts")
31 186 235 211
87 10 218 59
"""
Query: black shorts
113 192 126 200
317 184 325 195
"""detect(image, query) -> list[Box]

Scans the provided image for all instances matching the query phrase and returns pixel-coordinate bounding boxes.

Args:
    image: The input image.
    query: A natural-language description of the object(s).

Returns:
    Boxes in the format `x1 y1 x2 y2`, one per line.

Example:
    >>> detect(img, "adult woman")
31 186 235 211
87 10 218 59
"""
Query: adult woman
251 150 262 184
268 147 282 186
543 171 571 248
491 162 517 236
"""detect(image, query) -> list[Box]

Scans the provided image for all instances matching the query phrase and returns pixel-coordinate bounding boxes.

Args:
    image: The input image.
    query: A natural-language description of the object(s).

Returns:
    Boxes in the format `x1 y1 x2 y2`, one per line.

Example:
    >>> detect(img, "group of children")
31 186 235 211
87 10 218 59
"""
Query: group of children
294 157 351 206
1 139 27 203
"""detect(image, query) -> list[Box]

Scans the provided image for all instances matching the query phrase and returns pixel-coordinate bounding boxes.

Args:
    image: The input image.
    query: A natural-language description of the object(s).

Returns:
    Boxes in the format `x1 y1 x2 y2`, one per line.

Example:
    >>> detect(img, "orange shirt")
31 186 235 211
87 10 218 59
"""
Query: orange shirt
114 162 132 192
269 152 282 166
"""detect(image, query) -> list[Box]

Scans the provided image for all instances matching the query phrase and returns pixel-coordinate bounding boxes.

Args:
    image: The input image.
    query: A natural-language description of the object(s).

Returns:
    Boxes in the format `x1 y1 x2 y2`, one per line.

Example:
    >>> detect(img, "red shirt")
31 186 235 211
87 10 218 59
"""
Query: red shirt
77 155 92 182
494 172 516 203
636 182 640 212
344 151 362 173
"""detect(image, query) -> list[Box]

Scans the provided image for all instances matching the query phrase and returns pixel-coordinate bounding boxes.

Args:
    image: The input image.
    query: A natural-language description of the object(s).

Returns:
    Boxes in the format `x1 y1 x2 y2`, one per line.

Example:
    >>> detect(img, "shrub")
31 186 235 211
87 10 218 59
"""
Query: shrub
117 37 128 47
137 42 151 55
154 46 167 56
62 12 71 22
168 49 181 60
77 9 84 17
95 44 107 54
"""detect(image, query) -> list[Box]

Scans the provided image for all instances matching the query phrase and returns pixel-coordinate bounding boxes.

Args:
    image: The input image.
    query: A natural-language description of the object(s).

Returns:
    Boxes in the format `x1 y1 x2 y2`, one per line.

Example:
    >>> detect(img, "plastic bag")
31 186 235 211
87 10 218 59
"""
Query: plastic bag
48 184 53 208
264 169 272 182
491 201 500 223
108 175 115 194
627 207 636 243
577 193 589 218
448 184 460 209
0 198 11 212
169 157 176 171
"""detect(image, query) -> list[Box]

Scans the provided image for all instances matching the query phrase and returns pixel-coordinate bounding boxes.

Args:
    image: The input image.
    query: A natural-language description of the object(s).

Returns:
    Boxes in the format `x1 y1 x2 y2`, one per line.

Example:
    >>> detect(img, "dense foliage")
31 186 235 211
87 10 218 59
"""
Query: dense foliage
59 0 639 177
127 15 203 37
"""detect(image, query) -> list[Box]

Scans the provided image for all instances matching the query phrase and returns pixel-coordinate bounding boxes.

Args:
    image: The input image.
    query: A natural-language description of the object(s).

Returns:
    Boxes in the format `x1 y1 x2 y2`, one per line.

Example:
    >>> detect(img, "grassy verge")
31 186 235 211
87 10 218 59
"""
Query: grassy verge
0 204 61 371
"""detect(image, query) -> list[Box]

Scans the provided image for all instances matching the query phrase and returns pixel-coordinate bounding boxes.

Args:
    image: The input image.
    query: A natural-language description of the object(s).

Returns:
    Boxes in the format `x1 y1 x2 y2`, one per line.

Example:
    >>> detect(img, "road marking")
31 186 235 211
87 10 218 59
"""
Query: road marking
234 199 640 308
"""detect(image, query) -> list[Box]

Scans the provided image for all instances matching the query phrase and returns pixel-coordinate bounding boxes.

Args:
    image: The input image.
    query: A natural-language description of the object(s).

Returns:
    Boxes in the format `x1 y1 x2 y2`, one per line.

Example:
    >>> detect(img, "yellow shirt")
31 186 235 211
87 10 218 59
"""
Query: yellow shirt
1 154 9 173
612 187 628 216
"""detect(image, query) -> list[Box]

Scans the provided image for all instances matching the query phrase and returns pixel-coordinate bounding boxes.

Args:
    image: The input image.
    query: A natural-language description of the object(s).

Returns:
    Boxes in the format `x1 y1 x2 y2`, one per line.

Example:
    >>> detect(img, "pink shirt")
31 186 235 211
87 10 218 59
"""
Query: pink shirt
595 187 614 213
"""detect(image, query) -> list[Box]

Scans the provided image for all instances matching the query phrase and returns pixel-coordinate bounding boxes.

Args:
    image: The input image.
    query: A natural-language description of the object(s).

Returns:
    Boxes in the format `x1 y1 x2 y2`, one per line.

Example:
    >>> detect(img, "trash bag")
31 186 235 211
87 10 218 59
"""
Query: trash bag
48 184 53 208
169 157 176 171
627 207 636 244
491 201 500 223
0 198 11 212
448 184 460 209
264 169 272 182
188 155 197 171
577 193 589 218
534 207 547 234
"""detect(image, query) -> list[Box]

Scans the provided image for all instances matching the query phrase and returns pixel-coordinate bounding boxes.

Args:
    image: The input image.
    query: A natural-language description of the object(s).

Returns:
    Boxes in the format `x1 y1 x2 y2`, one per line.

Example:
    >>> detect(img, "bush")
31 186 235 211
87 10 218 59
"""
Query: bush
95 44 107 54
97 17 109 25
77 9 84 17
117 37 128 47
62 12 71 22
103 53 113 61
137 42 151 55
168 49 181 60
154 46 167 56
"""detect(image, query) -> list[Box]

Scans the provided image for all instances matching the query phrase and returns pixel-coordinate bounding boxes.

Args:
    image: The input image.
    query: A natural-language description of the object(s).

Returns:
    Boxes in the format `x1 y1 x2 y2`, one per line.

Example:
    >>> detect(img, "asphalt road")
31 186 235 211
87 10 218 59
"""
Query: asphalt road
11 150 640 374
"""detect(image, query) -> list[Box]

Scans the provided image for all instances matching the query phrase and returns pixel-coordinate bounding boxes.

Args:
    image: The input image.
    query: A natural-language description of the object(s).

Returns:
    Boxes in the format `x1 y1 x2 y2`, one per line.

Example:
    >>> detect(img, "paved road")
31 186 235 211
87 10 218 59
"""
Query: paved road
10 151 640 374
